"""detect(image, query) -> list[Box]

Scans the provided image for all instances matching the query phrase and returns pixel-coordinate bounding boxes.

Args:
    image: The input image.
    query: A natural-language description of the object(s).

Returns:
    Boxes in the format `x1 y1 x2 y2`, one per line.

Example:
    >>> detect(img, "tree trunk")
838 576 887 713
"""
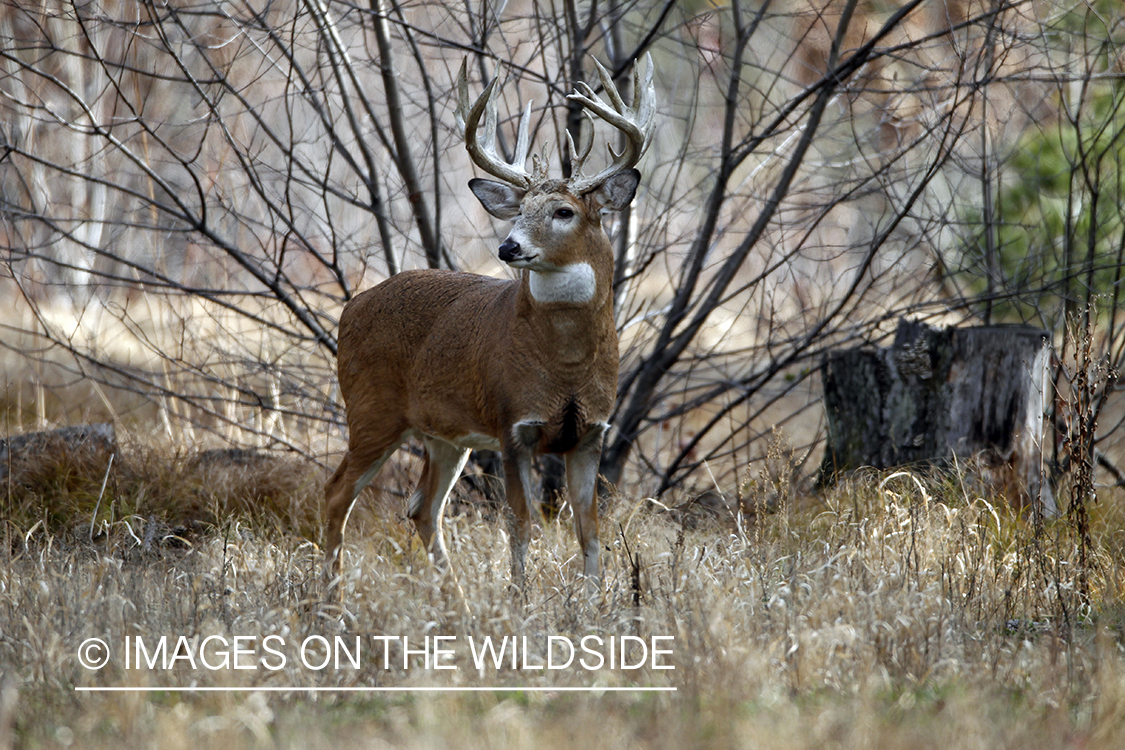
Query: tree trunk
820 319 1056 516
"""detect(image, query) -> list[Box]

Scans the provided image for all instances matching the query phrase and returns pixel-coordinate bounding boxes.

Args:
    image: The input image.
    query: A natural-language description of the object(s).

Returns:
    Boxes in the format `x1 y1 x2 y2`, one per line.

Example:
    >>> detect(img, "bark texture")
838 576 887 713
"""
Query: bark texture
820 320 1056 515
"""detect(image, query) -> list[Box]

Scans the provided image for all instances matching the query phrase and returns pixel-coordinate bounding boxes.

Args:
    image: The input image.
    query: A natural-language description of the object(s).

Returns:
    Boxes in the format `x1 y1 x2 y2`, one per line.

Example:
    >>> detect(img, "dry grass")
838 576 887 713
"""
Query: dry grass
2 437 1124 749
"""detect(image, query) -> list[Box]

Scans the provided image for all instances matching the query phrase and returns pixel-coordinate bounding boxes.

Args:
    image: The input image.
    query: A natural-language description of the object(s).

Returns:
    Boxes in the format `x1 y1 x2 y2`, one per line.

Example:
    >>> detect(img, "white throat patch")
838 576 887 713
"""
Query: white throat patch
528 262 596 304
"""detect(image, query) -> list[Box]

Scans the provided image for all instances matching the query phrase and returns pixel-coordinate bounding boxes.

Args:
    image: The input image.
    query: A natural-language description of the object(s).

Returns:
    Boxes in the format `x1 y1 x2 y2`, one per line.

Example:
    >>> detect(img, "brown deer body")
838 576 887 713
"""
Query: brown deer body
325 57 655 594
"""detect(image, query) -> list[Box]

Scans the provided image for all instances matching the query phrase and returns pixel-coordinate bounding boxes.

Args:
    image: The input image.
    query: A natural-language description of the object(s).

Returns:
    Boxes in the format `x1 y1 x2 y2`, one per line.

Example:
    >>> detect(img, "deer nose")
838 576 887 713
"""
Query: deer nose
498 238 521 263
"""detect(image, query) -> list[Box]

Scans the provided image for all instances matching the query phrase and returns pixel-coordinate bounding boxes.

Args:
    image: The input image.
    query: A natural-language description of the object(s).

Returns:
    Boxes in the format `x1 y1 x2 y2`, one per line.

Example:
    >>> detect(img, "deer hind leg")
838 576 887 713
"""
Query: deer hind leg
408 436 470 571
324 426 409 584
503 422 544 589
565 422 609 598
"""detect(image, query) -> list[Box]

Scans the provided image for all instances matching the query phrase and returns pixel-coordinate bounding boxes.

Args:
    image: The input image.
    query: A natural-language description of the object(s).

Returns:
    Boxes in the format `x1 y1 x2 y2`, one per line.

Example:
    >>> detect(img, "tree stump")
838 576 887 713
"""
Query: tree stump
820 320 1056 516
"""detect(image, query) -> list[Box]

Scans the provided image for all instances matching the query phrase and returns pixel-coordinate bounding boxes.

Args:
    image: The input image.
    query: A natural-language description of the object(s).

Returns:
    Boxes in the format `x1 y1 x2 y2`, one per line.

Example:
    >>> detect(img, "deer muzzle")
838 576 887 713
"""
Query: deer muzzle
498 238 522 263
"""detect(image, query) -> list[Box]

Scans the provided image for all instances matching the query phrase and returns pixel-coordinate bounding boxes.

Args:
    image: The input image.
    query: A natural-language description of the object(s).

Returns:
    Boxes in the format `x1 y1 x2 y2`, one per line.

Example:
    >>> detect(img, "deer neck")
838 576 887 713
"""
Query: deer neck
517 255 614 363
521 242 613 310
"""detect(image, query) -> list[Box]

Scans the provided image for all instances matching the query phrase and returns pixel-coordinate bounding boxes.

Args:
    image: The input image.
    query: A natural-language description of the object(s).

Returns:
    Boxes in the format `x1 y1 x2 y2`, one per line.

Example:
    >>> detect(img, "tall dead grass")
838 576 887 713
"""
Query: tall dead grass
1 438 1124 748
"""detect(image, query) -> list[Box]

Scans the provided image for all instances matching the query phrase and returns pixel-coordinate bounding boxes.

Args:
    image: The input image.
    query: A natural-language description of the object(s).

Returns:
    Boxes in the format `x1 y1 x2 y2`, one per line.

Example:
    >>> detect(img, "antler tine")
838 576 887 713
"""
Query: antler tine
565 109 595 180
512 102 533 175
456 59 534 189
565 53 656 195
454 58 471 133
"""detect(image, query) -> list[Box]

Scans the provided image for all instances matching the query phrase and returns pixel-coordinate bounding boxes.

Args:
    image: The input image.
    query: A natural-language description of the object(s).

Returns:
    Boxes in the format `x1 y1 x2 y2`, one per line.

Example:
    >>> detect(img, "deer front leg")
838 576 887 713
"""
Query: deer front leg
503 421 544 589
566 422 609 598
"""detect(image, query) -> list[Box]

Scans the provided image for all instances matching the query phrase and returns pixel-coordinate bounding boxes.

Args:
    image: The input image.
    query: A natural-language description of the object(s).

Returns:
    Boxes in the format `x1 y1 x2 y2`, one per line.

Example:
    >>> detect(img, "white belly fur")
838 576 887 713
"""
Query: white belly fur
442 432 502 452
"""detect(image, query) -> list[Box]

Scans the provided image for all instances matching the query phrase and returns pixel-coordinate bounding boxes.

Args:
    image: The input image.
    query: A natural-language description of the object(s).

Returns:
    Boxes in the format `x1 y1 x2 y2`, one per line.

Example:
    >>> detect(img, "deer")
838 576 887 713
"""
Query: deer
323 56 656 598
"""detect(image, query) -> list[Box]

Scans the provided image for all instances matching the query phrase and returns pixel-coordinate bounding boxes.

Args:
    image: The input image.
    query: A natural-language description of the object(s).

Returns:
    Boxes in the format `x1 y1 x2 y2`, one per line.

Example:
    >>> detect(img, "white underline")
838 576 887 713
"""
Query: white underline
75 686 676 693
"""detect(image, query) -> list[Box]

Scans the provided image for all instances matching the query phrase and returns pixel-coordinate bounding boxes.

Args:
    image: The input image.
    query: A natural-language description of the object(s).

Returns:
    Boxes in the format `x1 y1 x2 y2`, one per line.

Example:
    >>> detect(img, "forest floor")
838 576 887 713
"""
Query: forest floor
2 432 1124 749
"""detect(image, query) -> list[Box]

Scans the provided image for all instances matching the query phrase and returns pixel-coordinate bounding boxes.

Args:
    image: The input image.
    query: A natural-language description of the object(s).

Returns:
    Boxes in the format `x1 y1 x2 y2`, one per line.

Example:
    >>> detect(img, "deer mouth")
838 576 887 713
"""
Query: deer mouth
499 237 540 265
499 241 547 270
504 254 540 269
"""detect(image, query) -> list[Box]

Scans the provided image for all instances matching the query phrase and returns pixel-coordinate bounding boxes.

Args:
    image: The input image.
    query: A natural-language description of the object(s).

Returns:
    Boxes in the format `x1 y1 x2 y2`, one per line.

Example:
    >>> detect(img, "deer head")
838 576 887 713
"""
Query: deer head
455 56 656 304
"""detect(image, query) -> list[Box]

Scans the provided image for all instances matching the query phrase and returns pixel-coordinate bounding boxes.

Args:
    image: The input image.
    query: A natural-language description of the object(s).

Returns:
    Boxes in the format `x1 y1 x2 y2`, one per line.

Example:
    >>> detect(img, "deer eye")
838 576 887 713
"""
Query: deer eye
554 208 575 220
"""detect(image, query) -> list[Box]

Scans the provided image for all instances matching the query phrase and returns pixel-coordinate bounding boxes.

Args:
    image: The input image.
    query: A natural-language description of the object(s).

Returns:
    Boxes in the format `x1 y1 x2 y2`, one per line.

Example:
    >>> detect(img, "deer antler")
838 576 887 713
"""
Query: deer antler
456 59 547 189
566 54 656 195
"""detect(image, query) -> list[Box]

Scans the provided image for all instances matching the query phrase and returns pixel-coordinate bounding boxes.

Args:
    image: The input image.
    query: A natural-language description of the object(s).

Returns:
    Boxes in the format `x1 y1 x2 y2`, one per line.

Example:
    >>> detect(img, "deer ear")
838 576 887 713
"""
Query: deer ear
470 178 525 220
590 168 640 212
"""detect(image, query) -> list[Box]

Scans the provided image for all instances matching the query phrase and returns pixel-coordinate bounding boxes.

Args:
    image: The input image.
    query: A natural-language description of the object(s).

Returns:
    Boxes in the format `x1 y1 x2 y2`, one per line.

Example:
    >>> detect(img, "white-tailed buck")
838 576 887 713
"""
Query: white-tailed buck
324 56 656 595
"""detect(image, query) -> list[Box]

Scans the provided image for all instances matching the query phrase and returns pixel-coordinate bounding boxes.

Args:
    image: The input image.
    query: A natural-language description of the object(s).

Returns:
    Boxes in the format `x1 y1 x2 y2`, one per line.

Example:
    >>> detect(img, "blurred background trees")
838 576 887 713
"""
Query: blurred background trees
1 0 1123 500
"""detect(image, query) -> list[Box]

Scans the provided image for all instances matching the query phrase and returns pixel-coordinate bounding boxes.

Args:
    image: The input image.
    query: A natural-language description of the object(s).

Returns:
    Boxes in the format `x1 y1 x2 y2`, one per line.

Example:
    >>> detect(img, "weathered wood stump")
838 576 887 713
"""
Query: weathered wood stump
820 320 1056 516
